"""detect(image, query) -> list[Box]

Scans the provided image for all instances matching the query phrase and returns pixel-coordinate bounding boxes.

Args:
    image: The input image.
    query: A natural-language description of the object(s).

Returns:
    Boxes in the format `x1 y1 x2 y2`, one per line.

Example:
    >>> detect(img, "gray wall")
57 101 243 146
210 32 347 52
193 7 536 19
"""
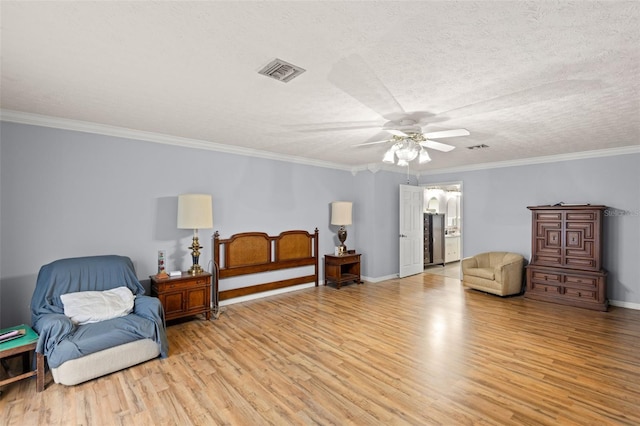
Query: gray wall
353 170 411 279
1 121 638 327
420 154 640 306
0 122 357 327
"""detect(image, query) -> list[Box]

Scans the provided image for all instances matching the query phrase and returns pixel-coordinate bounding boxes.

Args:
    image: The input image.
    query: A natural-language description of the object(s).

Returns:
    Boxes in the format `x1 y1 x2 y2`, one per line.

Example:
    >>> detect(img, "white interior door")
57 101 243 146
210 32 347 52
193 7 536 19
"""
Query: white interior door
399 184 424 278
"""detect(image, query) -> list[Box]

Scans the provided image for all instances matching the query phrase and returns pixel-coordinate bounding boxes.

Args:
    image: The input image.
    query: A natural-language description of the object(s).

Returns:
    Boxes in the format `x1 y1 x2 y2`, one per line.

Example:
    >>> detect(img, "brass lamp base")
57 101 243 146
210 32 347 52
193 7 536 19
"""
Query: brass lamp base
188 236 203 275
337 225 347 254
188 264 204 275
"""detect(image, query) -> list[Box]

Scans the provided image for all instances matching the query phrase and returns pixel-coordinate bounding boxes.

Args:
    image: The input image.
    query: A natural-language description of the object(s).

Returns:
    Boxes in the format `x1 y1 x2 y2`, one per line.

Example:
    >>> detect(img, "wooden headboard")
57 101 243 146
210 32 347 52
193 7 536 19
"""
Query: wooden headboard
213 228 319 301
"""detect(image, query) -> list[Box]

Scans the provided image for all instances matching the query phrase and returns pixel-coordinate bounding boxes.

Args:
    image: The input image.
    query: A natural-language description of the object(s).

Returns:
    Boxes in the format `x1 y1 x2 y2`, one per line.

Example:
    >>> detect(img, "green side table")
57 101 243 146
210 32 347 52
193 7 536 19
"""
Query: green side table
0 324 44 392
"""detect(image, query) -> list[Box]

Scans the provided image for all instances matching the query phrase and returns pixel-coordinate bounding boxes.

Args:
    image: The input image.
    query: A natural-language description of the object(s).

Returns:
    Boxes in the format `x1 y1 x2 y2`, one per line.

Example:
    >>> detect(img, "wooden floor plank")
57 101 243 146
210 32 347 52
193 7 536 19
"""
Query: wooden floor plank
2 272 640 425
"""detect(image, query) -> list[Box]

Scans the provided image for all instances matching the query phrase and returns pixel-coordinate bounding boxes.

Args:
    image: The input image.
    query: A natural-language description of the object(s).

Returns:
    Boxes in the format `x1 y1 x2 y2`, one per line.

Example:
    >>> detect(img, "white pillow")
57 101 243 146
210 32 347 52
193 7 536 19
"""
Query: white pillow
60 286 136 325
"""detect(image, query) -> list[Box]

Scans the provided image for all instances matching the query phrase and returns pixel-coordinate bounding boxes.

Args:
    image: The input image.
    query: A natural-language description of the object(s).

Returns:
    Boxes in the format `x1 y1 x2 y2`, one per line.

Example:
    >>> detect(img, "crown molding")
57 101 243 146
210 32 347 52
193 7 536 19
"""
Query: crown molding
0 109 352 172
3 109 638 176
354 145 640 177
372 145 640 178
417 145 640 176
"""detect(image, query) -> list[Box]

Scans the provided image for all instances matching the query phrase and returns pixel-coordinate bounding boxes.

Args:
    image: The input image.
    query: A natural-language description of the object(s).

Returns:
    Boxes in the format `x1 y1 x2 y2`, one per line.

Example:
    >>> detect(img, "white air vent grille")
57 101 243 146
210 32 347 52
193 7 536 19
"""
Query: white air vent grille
258 58 306 83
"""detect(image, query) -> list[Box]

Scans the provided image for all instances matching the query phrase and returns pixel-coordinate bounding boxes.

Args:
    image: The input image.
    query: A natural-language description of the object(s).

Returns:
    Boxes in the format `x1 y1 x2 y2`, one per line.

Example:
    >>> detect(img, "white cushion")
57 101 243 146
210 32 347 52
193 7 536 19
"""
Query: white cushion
60 286 135 325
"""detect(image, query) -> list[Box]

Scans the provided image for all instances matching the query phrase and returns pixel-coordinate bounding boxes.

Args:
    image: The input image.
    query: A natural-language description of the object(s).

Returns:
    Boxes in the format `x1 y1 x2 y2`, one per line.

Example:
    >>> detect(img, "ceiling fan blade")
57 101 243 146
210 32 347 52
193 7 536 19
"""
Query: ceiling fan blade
424 129 470 139
284 119 383 133
328 54 405 120
293 124 382 133
354 138 391 147
386 129 408 137
436 79 605 120
420 140 456 152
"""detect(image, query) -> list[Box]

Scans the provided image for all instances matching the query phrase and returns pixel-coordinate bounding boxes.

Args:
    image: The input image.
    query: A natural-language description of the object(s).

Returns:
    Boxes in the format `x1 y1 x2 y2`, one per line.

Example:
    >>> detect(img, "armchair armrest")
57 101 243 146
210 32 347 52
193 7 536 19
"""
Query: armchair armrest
495 258 524 293
461 256 478 273
134 295 163 319
32 313 75 355
133 295 169 358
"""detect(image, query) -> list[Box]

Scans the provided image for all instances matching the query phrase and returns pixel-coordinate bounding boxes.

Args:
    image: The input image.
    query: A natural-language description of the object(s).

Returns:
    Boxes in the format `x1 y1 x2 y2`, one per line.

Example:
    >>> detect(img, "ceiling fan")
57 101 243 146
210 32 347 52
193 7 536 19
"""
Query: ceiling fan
355 119 470 166
322 55 473 166
321 54 598 167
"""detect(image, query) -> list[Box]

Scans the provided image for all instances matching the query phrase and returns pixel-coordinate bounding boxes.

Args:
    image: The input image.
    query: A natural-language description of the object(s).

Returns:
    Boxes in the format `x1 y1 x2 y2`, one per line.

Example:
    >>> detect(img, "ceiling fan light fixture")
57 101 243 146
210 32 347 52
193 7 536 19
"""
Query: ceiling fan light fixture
374 123 469 166
394 139 420 162
382 148 396 163
419 148 431 164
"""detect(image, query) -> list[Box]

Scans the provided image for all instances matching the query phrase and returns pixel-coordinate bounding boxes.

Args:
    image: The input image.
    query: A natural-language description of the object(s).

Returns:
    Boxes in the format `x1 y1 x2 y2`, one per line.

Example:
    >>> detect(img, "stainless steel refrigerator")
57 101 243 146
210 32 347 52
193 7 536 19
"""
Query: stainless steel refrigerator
424 213 445 266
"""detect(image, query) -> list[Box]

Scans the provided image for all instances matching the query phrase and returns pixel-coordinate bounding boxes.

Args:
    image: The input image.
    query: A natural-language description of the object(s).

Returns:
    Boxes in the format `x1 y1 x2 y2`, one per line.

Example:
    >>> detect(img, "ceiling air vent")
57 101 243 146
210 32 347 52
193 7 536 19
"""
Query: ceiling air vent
258 58 306 83
467 144 490 150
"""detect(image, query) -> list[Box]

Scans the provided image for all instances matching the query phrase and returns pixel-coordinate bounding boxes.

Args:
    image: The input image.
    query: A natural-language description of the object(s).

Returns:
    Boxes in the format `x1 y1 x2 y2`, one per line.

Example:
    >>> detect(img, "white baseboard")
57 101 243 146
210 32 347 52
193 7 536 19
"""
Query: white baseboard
609 300 640 310
361 274 398 283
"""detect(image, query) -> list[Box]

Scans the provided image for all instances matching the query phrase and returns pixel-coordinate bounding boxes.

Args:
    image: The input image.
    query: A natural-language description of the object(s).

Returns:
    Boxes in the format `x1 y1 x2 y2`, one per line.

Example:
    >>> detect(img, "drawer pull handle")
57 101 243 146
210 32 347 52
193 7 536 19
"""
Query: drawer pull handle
578 292 582 297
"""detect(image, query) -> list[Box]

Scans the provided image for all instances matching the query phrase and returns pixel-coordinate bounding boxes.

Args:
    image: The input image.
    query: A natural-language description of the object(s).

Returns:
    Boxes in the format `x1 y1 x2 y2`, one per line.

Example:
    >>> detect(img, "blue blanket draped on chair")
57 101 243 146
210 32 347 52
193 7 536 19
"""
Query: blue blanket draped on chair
30 255 169 368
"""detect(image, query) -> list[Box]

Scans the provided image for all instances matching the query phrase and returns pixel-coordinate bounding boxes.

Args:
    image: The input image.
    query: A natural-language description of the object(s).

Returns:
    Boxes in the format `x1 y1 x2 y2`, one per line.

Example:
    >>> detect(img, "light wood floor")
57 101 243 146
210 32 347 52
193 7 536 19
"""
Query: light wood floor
2 273 640 425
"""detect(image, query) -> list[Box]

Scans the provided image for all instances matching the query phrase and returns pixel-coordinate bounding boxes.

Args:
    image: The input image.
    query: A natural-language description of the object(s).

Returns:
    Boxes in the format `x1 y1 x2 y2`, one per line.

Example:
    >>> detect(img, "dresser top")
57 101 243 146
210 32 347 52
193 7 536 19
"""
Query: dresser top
527 204 606 210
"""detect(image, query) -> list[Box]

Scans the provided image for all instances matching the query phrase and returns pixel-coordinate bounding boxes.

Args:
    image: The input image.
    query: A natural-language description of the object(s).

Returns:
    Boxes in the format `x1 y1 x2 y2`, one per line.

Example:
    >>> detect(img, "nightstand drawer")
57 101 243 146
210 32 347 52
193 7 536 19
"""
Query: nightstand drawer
155 278 208 292
330 254 360 265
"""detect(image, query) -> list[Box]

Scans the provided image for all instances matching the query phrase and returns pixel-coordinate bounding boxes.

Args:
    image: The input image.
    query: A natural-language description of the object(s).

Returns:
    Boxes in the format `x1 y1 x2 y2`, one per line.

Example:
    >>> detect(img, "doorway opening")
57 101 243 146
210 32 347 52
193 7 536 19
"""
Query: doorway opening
421 181 463 279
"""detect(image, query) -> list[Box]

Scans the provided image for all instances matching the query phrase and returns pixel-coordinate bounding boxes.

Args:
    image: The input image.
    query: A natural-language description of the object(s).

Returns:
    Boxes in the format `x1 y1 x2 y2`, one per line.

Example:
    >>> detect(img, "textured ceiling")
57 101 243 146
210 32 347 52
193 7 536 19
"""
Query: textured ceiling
1 1 639 172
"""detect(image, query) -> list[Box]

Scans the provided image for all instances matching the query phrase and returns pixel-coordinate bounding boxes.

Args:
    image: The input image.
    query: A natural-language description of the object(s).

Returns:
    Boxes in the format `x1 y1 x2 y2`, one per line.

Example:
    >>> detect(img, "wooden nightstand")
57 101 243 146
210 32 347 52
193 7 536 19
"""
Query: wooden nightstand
150 272 212 321
324 253 362 289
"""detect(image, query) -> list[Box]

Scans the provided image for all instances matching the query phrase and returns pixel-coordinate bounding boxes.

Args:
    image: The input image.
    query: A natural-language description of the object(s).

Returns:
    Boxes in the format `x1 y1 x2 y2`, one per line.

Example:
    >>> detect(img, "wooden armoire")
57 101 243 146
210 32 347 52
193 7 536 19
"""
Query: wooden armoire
525 205 608 311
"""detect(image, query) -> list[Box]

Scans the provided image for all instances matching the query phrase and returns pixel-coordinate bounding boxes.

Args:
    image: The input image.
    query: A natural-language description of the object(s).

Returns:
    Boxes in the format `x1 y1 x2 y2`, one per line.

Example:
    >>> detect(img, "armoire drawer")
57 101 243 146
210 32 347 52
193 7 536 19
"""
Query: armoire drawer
564 287 597 301
530 282 561 294
530 270 562 283
564 275 597 288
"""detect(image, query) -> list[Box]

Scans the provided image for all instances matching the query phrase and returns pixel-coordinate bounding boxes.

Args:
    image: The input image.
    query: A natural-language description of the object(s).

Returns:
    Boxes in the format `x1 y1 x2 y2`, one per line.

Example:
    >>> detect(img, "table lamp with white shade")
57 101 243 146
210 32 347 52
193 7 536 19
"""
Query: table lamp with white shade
177 193 213 275
331 201 352 254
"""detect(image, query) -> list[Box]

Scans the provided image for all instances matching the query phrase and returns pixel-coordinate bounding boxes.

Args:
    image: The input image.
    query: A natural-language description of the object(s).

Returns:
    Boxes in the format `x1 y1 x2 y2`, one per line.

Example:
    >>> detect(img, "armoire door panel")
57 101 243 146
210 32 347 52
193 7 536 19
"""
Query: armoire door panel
535 212 562 221
566 241 594 258
566 221 594 239
565 257 597 269
536 221 561 238
566 212 597 221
